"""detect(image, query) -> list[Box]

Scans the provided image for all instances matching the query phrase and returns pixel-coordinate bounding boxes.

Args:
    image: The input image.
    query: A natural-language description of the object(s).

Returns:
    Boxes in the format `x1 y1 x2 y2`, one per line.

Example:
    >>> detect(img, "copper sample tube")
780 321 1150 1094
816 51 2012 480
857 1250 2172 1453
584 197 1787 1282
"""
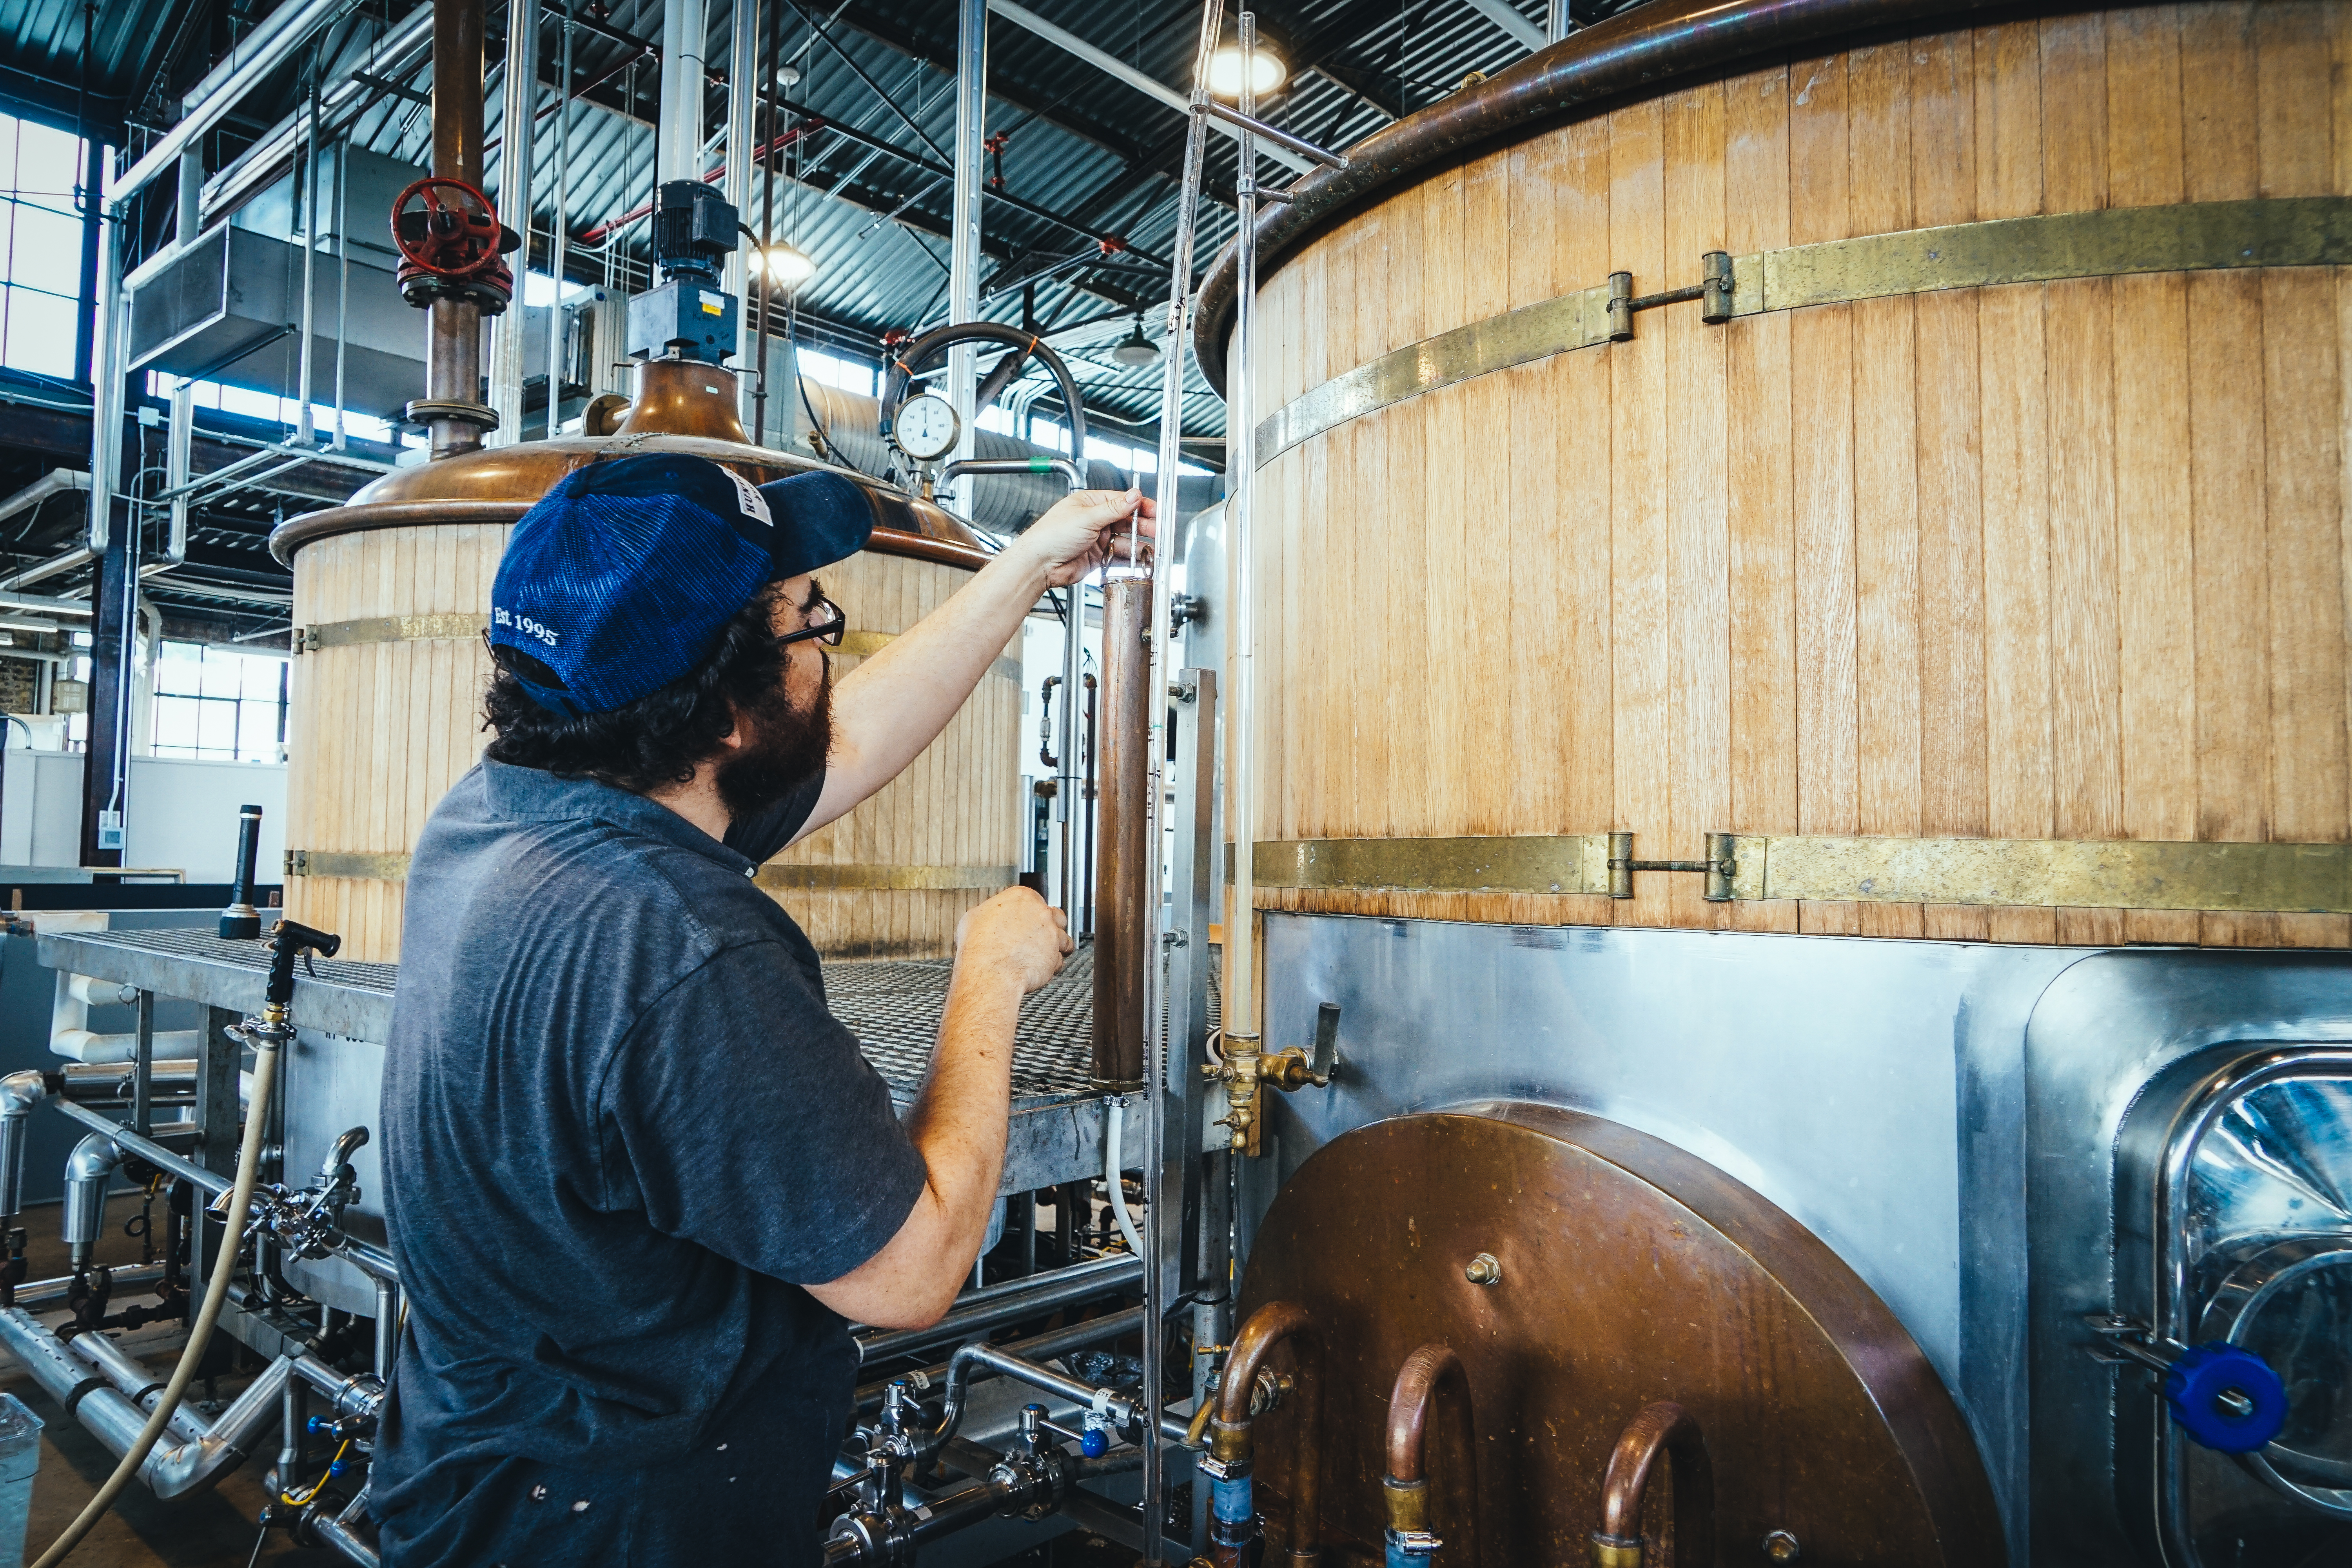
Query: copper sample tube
1383 1343 1479 1568
1589 1401 1714 1568
1090 576 1151 1089
1209 1299 1323 1568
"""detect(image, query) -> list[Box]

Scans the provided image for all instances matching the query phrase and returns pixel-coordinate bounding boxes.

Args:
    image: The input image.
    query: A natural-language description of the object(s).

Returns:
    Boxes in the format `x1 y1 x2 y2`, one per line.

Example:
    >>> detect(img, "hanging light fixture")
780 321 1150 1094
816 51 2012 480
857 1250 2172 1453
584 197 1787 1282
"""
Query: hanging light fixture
1111 314 1161 368
762 243 817 289
1207 44 1287 99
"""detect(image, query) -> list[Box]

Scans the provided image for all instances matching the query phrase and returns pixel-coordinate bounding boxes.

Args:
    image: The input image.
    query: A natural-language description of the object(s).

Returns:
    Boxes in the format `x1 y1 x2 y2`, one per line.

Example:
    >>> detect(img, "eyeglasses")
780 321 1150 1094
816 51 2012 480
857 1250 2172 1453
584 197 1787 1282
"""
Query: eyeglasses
774 593 846 650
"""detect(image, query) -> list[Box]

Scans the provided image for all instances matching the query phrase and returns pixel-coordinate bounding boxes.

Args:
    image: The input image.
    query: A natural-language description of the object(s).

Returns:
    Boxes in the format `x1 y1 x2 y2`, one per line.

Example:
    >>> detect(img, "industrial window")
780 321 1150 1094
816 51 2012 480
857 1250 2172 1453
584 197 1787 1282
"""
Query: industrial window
150 642 289 764
799 347 877 397
143 372 415 448
0 112 93 381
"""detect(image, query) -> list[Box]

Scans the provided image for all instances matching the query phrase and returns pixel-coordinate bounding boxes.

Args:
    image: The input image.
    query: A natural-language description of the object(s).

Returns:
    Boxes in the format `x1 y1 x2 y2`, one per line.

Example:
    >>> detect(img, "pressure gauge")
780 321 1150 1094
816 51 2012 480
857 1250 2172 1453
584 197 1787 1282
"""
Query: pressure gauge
896 393 961 462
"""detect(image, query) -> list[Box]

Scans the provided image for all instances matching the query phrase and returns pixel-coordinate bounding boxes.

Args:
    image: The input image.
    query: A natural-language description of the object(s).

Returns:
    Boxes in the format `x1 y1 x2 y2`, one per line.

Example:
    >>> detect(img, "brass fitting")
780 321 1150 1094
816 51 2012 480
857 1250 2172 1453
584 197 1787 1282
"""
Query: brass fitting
1588 1535 1646 1568
1205 1004 1339 1157
1207 1417 1254 1469
1382 1477 1430 1534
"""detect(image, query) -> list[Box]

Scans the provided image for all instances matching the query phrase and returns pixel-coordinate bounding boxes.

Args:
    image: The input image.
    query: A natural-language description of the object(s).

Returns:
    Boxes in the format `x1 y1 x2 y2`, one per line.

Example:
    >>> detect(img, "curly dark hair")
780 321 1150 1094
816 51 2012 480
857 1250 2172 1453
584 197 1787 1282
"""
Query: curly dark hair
482 583 789 794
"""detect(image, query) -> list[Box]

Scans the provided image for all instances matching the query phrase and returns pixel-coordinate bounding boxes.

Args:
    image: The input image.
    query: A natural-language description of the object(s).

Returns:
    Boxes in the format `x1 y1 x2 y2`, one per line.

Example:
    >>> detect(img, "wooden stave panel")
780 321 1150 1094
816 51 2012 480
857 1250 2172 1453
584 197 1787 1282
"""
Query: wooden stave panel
1242 1 2352 947
286 534 1019 963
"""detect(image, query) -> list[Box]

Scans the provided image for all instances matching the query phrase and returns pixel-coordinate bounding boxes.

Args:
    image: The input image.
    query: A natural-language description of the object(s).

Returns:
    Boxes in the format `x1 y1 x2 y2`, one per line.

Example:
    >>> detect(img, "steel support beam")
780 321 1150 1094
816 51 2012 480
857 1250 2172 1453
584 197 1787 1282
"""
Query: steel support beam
1461 0 1547 50
490 0 542 445
987 0 1312 174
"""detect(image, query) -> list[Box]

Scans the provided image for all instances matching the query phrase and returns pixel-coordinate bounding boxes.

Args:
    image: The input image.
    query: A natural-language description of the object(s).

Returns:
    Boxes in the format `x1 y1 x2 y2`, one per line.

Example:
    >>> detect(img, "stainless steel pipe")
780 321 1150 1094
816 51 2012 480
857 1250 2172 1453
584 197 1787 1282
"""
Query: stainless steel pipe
855 1253 1140 1365
0 1307 291 1498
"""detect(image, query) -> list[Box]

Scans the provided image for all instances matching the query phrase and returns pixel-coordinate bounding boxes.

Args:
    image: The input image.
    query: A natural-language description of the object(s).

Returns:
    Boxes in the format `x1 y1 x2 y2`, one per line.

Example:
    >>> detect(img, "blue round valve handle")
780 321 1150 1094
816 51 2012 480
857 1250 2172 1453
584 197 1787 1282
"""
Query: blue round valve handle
2163 1342 2289 1453
306 1416 328 1435
1079 1426 1109 1459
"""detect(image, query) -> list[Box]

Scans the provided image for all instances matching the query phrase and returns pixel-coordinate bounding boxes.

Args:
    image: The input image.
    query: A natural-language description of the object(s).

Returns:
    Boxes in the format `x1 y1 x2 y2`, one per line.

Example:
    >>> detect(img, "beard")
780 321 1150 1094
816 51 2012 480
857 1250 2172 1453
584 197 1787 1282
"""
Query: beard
715 655 833 819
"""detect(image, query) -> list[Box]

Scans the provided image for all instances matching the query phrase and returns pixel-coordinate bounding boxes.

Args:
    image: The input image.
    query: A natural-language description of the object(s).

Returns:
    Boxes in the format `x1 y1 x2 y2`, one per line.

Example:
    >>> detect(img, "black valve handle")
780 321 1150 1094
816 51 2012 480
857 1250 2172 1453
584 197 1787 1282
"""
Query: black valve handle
266 920 343 1006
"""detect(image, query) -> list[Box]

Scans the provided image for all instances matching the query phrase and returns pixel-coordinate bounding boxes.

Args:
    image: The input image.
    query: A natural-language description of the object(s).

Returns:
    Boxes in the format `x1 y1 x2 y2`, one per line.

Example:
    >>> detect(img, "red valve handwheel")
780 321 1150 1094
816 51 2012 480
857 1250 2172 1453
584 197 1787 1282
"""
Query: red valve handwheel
390 177 505 279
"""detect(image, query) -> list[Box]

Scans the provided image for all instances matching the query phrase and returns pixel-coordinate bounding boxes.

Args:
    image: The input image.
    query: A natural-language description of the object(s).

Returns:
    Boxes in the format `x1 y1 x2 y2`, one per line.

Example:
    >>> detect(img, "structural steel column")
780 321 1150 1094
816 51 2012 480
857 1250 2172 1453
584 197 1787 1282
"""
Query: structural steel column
489 0 539 445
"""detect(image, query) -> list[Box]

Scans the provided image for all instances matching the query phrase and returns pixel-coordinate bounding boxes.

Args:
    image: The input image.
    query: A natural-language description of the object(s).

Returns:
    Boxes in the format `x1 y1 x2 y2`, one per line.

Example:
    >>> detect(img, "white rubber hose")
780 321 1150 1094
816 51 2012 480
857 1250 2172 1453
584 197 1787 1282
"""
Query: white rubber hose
1103 1098 1146 1260
32 1034 282 1568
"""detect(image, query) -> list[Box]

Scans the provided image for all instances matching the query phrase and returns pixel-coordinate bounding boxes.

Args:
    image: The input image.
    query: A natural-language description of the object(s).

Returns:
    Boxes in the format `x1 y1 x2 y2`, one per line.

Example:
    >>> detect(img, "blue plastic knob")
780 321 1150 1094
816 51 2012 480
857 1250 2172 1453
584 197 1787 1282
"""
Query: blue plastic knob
2163 1342 2288 1453
328 1459 349 1477
1079 1426 1108 1459
306 1416 328 1435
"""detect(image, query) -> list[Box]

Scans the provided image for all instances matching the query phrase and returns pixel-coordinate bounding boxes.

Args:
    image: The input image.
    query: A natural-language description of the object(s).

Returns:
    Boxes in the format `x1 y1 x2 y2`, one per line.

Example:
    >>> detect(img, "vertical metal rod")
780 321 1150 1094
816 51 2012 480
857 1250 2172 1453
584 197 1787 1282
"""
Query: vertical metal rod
1548 0 1572 40
174 150 203 244
1134 11 1228 1561
1225 10 1260 1056
947 0 986 515
546 8 573 437
490 0 541 446
372 1276 400 1378
728 0 760 423
296 51 319 444
83 155 120 557
165 378 193 564
333 134 349 448
131 991 153 1137
1056 588 1083 933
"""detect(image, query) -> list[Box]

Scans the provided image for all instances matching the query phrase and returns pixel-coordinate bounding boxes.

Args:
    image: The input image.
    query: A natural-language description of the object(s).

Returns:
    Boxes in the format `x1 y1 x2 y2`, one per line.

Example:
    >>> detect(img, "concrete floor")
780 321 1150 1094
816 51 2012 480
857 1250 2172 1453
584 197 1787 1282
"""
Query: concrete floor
0 1189 344 1568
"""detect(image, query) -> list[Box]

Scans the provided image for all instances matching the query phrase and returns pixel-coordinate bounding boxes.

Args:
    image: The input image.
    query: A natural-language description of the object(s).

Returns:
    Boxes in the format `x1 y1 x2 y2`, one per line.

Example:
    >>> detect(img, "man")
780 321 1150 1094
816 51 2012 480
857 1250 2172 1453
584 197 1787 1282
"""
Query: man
373 453 1150 1565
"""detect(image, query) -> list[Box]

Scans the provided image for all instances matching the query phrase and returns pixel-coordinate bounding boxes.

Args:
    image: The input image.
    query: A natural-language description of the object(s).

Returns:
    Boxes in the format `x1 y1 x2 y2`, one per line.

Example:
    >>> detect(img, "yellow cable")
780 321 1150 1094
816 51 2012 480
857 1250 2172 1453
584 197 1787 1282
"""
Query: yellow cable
32 1033 283 1568
280 1440 351 1507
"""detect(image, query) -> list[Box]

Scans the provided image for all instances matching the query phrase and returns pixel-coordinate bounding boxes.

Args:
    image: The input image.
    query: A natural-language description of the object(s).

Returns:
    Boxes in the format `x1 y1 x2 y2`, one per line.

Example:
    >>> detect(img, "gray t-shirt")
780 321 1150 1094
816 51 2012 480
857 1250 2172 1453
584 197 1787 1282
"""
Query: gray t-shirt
373 760 925 1563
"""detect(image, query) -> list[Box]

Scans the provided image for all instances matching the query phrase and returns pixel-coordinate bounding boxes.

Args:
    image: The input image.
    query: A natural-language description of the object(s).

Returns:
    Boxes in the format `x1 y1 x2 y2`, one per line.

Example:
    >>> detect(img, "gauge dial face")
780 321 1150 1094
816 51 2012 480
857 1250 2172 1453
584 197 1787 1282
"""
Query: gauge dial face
897 393 962 462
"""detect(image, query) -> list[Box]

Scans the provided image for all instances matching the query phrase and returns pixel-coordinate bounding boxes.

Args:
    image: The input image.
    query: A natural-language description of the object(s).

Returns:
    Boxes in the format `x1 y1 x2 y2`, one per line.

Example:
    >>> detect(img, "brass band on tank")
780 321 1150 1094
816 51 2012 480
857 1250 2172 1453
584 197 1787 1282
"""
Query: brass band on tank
1254 196 2352 469
1242 833 2352 914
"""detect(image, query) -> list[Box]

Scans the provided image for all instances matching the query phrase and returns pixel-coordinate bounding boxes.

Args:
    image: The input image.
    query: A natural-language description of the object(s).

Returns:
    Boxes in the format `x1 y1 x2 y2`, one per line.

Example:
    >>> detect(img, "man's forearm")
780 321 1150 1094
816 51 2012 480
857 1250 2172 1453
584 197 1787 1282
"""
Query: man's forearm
904 965 1025 1258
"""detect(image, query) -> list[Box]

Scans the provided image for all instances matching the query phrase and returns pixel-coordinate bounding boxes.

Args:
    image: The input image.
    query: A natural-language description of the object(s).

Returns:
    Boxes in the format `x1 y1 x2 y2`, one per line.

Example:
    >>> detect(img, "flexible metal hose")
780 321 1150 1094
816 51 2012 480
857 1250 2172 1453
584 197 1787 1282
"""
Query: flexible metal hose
31 1034 282 1568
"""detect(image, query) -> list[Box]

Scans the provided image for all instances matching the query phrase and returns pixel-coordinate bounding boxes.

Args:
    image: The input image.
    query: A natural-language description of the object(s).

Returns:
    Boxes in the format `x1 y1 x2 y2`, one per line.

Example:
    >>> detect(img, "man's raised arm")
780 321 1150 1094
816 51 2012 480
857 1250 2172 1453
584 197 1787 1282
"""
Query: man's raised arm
795 488 1155 841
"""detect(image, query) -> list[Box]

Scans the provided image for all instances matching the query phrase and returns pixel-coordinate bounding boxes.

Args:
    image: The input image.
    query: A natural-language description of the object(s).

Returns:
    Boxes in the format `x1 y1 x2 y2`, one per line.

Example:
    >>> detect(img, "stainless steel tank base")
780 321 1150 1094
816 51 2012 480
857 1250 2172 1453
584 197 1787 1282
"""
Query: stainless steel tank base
1256 911 2352 1566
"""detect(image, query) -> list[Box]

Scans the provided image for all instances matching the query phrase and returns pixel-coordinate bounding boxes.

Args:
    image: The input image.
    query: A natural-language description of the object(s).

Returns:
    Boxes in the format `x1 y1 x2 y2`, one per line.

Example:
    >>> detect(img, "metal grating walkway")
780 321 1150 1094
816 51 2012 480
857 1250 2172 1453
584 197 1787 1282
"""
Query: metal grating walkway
42 929 1132 1102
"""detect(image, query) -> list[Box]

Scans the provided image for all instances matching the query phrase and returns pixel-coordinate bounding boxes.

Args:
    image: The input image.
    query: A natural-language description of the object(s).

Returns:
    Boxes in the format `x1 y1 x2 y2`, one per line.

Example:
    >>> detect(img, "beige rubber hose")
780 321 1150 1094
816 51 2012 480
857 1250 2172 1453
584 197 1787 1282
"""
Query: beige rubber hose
32 1034 282 1568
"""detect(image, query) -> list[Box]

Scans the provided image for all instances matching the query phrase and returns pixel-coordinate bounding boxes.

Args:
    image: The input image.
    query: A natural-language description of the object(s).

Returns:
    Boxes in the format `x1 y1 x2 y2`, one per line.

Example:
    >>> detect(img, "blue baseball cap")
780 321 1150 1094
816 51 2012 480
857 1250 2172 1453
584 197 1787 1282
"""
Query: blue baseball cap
490 454 872 715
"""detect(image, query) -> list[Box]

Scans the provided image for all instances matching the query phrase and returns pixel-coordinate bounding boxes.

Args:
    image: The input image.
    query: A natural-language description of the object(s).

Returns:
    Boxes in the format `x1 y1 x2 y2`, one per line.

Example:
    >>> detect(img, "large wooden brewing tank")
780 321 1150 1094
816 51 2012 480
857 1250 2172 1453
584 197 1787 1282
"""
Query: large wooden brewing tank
1203 0 2352 947
269 362 1021 963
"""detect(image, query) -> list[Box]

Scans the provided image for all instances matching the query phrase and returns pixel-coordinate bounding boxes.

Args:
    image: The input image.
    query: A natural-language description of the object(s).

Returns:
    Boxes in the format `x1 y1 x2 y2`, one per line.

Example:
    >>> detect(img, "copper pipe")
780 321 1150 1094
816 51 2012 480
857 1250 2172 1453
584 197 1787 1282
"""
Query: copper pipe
1382 1344 1478 1568
431 0 485 186
1089 578 1149 1088
1210 1300 1322 1567
1588 1401 1713 1568
425 0 489 459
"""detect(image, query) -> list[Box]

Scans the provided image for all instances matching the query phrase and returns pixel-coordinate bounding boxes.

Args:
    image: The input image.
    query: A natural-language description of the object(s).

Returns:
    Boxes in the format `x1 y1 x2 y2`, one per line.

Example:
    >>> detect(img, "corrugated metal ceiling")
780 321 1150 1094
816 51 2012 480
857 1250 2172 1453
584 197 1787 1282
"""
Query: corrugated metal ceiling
0 0 1659 443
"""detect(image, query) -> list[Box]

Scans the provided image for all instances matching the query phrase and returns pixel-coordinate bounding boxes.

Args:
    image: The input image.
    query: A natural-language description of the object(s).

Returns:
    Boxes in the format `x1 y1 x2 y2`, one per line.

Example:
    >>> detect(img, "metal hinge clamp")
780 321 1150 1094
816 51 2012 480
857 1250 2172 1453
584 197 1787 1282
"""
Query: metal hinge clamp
1606 252 1736 341
1605 831 1739 900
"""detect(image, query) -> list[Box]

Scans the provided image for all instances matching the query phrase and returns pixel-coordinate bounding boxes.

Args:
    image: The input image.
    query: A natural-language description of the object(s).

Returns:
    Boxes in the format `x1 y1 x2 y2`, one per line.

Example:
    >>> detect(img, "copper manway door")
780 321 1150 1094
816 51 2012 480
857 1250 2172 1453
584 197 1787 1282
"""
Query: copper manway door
1235 1104 2005 1566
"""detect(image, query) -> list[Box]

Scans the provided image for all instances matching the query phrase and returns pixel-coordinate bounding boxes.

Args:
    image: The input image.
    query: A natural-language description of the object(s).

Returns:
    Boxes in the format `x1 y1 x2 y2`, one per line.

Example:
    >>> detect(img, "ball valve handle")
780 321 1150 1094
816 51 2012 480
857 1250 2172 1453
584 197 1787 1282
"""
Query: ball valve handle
2163 1342 2288 1454
2087 1315 2289 1454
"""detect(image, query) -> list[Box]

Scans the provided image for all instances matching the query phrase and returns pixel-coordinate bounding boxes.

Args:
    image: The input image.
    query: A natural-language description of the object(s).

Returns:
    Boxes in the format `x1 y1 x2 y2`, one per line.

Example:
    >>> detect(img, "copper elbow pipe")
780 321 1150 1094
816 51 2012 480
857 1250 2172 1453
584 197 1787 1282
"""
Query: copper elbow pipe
1210 1301 1323 1566
1589 1401 1714 1568
1383 1343 1479 1568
